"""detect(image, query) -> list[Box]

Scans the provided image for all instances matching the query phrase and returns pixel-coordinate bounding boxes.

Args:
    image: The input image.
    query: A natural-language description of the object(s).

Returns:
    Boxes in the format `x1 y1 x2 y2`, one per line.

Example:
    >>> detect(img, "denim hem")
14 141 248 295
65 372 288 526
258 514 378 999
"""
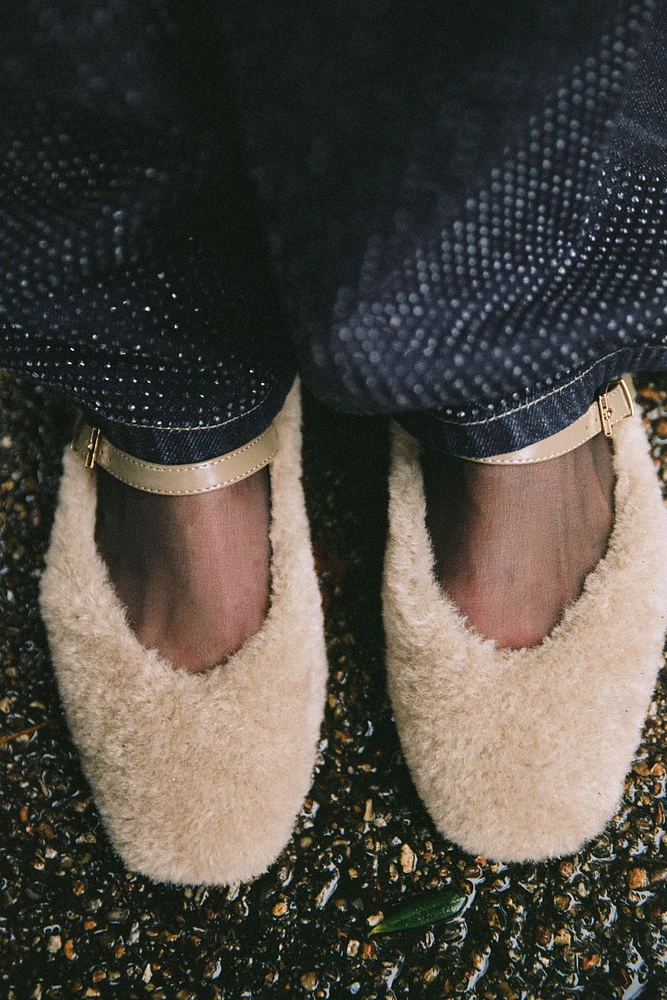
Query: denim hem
397 346 667 457
88 371 296 464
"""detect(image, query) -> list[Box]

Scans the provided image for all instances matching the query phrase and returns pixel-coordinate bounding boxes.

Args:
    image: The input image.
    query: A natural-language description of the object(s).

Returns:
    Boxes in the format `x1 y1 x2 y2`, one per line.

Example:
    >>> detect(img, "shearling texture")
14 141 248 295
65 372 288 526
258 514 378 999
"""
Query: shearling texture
383 414 667 862
39 383 328 886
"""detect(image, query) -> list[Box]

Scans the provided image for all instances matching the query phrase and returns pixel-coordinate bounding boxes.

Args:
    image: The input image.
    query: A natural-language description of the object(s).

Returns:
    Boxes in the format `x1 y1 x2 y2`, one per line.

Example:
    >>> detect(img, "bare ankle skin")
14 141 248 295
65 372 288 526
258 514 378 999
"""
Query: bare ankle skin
423 434 614 649
94 466 271 673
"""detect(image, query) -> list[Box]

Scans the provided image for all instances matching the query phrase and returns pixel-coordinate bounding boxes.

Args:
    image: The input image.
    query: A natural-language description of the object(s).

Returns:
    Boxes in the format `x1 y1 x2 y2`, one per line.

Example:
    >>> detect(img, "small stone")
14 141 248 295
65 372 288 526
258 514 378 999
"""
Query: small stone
316 872 340 909
46 934 62 954
202 959 221 980
366 911 384 928
346 939 360 957
554 928 571 947
535 925 553 947
400 843 416 873
107 908 129 922
655 420 667 438
272 901 288 917
582 954 601 971
360 942 376 960
63 939 76 960
300 972 317 992
628 867 649 889
142 965 152 984
424 966 439 984
639 387 665 404
553 894 571 912
0 696 11 713
72 881 85 896
159 928 180 942
75 832 97 844
559 860 574 879
363 799 373 822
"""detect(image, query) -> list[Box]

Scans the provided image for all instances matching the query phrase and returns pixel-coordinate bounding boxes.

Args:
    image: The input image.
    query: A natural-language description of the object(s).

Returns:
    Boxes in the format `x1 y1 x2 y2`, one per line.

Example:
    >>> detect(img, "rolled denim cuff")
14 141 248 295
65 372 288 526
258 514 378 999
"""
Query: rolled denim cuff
87 370 296 465
397 346 662 458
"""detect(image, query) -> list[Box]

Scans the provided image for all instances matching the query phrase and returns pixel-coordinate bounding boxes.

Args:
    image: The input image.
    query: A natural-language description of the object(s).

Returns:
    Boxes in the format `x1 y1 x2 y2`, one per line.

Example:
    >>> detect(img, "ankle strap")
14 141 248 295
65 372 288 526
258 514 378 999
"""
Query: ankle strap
71 419 278 495
461 377 635 465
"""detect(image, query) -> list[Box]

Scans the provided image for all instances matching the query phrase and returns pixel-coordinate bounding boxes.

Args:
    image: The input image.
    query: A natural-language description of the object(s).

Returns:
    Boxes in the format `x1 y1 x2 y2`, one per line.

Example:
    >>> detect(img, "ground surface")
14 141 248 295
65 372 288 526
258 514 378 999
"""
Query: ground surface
1 373 667 999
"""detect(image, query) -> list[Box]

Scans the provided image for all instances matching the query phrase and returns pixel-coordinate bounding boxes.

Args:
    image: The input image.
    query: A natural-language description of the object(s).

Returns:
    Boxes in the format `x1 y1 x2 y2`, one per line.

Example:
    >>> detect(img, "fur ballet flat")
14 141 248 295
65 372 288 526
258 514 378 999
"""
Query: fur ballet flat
40 381 328 885
383 379 667 862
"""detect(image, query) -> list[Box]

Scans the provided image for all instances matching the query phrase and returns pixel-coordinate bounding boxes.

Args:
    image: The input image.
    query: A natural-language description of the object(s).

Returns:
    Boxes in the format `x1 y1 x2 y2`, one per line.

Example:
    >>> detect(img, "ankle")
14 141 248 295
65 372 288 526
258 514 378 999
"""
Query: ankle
94 467 271 673
423 435 615 649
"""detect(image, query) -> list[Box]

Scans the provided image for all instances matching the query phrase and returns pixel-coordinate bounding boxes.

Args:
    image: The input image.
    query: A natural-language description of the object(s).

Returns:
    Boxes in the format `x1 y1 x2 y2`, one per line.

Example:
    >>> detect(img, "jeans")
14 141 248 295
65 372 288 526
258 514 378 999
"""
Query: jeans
1 1 666 462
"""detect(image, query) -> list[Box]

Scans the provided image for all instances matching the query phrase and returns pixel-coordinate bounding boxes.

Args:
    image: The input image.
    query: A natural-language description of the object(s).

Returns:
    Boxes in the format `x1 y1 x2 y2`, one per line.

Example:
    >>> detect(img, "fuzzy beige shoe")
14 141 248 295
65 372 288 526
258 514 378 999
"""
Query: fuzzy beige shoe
383 386 667 862
40 382 328 885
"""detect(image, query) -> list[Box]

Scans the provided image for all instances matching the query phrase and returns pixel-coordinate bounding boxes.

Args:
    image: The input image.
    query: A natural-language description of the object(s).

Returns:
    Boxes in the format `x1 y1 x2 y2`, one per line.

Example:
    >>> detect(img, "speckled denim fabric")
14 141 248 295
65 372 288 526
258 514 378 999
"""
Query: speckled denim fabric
1 1 666 460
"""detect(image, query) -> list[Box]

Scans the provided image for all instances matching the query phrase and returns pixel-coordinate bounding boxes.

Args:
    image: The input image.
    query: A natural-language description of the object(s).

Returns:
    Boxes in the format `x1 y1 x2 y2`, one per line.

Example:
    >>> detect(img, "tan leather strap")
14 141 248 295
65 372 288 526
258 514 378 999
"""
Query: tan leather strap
462 377 635 465
71 419 278 495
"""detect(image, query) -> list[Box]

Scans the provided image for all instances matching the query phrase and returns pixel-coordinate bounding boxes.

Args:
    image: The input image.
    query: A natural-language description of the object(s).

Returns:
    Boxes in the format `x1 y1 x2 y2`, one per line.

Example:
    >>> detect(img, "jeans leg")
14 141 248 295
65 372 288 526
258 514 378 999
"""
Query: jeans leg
0 2 294 464
219 3 667 434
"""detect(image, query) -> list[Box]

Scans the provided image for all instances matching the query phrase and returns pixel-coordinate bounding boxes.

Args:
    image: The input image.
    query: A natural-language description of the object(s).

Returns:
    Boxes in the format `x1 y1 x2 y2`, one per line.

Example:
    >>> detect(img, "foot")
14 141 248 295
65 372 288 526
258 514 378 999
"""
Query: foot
95 467 271 673
423 434 615 649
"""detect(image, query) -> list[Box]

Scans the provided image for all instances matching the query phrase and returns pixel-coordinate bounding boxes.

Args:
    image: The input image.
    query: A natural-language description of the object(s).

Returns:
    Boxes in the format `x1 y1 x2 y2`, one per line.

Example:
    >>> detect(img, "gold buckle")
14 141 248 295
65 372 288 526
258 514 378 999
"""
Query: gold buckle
597 391 614 438
84 427 102 469
597 378 634 439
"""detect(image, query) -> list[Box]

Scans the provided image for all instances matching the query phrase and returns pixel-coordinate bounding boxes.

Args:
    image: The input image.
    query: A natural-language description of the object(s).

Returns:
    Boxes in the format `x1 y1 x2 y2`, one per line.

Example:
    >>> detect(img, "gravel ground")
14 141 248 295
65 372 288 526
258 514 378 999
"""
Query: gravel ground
1 372 667 999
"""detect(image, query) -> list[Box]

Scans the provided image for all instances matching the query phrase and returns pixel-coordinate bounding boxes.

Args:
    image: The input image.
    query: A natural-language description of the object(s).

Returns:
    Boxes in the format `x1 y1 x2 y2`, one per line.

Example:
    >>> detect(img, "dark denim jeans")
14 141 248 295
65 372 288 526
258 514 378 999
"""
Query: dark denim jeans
96 368 296 465
2 2 667 464
399 344 667 458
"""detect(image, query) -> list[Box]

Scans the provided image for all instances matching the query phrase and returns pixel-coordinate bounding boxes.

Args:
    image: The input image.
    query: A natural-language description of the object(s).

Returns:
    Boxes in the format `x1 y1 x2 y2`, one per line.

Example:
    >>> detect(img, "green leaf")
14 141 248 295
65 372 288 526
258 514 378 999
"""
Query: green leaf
369 889 467 935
